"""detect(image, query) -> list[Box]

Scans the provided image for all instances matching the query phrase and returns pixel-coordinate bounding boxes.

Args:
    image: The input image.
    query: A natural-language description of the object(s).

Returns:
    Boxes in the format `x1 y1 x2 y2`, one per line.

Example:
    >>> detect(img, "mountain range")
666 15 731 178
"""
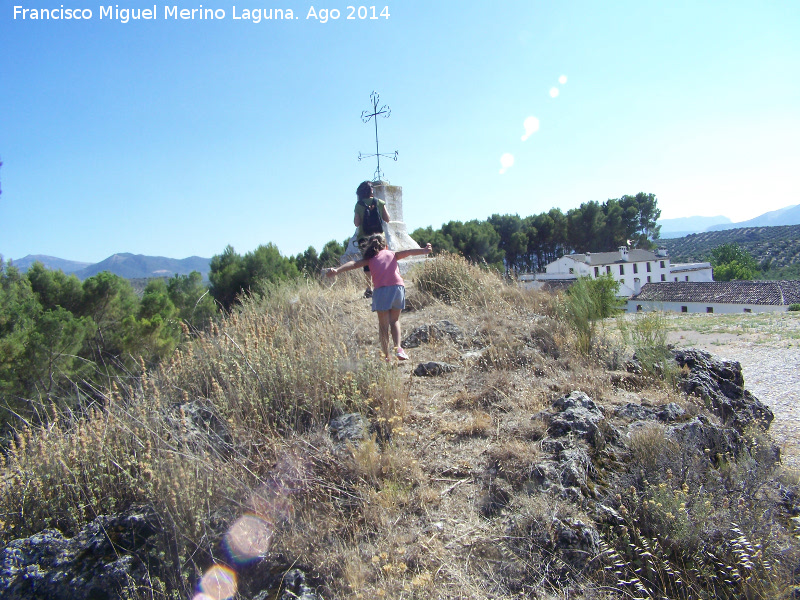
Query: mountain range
659 203 800 238
10 253 211 280
8 203 799 281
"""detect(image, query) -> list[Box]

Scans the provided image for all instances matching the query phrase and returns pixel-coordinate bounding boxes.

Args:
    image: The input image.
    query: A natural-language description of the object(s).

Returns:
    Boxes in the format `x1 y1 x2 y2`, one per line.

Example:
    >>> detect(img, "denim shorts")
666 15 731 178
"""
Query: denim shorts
371 285 405 312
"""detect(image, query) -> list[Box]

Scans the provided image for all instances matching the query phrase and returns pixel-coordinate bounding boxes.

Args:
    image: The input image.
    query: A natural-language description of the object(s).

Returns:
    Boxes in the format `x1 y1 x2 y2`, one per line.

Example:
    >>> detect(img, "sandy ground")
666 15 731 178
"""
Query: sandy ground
666 313 800 470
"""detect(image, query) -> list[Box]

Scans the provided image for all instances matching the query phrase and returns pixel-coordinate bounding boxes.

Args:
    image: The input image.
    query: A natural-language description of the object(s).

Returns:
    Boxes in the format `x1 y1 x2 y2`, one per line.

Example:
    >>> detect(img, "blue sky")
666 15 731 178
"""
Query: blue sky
1 1 798 263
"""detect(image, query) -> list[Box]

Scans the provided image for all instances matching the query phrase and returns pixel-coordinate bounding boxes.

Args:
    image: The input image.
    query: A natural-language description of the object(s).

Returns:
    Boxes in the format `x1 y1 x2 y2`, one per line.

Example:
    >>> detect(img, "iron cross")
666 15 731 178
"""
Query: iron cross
358 91 398 182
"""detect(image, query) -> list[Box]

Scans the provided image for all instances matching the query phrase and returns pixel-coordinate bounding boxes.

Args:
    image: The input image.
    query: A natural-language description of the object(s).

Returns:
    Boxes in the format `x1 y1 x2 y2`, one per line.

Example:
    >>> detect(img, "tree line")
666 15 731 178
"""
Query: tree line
409 192 661 274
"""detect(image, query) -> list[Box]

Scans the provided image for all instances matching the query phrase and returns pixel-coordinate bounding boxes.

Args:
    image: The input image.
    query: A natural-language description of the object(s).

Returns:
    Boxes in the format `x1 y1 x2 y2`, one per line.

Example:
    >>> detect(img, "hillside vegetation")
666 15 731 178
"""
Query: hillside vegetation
2 257 797 599
660 225 800 279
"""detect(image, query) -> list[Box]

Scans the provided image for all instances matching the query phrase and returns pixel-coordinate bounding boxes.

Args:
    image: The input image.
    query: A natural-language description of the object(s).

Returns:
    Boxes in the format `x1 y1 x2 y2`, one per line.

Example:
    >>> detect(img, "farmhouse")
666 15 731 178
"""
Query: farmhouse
628 280 800 314
521 247 713 296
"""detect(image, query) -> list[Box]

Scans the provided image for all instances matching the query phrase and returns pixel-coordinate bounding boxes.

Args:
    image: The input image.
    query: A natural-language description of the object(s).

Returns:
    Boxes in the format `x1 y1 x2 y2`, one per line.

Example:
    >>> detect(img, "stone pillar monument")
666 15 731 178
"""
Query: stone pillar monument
340 181 425 274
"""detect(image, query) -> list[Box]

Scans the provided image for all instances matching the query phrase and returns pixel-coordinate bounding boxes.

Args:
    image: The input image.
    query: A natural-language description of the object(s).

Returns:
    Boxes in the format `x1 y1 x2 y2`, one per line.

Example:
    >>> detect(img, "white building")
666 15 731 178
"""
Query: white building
628 280 800 314
524 247 713 296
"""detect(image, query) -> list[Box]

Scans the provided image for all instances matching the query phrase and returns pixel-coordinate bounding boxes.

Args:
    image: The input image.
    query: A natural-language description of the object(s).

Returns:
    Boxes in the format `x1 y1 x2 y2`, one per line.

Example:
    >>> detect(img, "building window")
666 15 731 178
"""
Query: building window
594 267 599 277
681 306 688 313
646 262 652 273
569 268 574 274
661 274 666 281
744 308 752 313
660 260 665 268
621 279 625 285
606 266 611 274
633 263 638 274
647 276 651 283
685 276 689 281
619 265 625 275
636 305 643 312
675 277 679 282
706 307 713 313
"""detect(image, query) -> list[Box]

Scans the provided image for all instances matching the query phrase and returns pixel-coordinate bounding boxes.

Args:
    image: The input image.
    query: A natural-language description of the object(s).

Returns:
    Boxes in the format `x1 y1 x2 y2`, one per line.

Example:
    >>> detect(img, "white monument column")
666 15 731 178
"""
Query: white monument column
341 181 424 274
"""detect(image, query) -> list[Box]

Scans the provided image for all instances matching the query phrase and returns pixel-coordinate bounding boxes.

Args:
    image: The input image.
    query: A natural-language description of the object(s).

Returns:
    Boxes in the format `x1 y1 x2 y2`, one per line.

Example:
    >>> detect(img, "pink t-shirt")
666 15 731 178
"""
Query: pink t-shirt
368 249 405 289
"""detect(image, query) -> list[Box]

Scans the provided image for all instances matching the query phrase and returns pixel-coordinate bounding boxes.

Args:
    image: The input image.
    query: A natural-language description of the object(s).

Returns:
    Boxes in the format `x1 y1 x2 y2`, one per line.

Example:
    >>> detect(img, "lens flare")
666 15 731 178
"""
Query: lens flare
549 87 560 98
198 565 237 600
521 116 540 141
499 153 515 174
559 75 567 84
250 485 293 524
225 514 273 564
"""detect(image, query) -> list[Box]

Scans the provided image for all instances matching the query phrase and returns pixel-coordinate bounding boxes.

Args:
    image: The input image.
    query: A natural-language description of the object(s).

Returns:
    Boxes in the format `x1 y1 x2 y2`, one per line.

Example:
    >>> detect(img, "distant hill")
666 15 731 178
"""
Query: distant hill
11 253 211 280
10 255 92 274
659 224 800 278
658 204 800 238
706 204 800 231
74 254 211 280
658 215 731 238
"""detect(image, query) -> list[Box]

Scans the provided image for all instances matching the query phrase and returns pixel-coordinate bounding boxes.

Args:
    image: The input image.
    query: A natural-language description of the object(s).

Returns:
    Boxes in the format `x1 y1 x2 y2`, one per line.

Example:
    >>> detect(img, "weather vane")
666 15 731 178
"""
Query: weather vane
358 91 398 182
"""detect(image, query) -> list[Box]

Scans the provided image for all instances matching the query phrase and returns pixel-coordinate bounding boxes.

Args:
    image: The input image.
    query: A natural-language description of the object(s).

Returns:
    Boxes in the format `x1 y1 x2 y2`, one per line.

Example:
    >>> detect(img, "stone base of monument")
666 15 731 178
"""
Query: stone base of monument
340 181 428 275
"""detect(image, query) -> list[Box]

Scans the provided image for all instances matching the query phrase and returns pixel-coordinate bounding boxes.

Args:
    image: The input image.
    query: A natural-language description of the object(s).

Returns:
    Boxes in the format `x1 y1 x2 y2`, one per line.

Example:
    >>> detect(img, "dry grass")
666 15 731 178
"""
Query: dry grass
1 263 797 599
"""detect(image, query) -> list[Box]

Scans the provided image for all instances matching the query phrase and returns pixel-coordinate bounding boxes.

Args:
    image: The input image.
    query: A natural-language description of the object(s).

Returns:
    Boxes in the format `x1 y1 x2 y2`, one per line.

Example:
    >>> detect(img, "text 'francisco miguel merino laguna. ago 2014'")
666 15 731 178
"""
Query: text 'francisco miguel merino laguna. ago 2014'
12 5 391 23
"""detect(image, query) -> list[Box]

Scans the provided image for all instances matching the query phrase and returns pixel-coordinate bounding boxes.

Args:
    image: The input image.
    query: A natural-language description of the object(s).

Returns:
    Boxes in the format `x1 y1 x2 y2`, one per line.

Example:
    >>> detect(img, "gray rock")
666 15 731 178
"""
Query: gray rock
549 392 607 446
558 447 593 489
551 517 601 571
329 413 369 446
0 507 162 600
278 568 322 600
413 362 459 377
667 416 743 460
673 348 774 431
615 402 685 423
656 402 686 423
615 403 656 421
402 320 465 348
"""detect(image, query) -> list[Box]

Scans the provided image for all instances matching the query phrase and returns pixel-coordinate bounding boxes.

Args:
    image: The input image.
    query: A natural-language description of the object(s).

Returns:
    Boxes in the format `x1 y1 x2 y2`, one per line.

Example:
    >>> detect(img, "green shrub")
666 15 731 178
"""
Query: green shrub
788 303 800 311
560 275 624 355
618 310 673 377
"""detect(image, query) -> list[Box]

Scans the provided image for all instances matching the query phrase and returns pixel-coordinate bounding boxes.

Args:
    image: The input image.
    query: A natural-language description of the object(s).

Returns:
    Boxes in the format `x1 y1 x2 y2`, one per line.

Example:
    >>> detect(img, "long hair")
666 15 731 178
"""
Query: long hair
361 233 387 260
356 181 373 201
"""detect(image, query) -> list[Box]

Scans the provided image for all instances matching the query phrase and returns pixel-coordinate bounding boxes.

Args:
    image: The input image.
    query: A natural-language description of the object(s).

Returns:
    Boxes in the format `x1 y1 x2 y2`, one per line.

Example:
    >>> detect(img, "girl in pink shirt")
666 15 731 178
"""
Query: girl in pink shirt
327 234 432 361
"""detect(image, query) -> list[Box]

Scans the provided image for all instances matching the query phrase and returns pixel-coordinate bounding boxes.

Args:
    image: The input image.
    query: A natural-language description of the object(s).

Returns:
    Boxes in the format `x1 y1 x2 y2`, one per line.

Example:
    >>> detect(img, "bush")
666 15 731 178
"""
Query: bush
788 303 800 311
410 252 502 306
560 275 624 355
618 310 673 377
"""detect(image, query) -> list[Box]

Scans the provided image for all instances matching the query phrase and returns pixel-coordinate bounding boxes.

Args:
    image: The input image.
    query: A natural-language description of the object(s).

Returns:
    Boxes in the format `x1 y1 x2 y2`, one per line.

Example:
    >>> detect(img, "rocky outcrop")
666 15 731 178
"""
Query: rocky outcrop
615 402 686 423
672 348 774 431
0 507 163 600
548 391 611 447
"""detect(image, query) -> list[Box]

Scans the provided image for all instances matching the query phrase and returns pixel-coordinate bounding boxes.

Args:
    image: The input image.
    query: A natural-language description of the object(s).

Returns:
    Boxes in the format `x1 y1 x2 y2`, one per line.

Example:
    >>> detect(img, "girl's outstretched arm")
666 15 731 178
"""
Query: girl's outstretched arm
395 243 432 261
325 258 369 277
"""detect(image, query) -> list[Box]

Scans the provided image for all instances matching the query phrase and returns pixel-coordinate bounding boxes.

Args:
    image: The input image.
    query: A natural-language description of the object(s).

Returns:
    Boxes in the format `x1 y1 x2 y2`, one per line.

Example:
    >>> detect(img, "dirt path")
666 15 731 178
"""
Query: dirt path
667 314 800 470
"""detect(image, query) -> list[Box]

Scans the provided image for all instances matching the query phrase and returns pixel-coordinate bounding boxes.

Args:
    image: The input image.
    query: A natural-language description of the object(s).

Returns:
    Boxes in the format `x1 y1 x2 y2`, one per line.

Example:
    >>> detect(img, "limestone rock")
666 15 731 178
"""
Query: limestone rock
0 507 163 600
673 348 774 431
551 517 601 571
549 392 609 446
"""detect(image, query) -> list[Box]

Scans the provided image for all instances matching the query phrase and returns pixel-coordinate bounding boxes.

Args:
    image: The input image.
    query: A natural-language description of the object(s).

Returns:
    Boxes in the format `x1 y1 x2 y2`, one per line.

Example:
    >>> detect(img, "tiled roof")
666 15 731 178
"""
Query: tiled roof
567 249 660 265
631 281 800 306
